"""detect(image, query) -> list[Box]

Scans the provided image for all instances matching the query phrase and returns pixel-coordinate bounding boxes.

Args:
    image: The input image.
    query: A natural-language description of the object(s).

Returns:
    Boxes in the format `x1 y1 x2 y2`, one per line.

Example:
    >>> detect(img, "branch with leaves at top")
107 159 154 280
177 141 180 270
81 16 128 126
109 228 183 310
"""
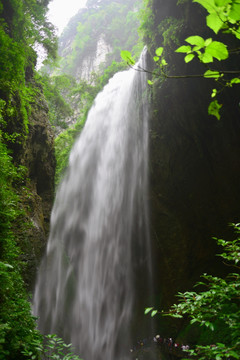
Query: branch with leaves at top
121 0 240 120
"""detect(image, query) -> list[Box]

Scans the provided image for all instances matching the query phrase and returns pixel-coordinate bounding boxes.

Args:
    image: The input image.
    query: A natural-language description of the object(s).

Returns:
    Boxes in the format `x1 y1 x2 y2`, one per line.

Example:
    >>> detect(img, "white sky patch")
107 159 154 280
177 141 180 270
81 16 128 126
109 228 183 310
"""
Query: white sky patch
47 0 88 35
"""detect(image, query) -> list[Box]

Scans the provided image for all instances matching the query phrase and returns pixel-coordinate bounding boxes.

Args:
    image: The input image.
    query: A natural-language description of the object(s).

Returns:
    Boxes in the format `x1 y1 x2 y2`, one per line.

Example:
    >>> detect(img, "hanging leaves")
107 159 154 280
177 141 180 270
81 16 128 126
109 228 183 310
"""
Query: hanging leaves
208 99 222 120
120 50 135 65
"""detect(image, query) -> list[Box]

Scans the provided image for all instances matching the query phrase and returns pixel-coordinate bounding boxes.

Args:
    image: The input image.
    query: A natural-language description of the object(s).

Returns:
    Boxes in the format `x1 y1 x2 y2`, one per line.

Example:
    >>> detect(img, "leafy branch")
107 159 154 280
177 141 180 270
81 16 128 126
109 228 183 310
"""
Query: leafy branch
144 223 240 360
121 0 240 120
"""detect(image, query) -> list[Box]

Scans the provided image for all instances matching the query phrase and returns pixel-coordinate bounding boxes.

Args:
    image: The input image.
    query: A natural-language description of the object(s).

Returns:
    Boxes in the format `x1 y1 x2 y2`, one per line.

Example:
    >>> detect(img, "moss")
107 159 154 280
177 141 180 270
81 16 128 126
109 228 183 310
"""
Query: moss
158 17 184 49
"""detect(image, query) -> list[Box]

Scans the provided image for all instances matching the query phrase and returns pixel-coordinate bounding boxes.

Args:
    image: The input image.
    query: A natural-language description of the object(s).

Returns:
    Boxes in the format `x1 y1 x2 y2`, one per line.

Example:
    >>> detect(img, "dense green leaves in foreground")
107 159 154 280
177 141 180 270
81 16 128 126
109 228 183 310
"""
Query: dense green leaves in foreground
145 223 240 360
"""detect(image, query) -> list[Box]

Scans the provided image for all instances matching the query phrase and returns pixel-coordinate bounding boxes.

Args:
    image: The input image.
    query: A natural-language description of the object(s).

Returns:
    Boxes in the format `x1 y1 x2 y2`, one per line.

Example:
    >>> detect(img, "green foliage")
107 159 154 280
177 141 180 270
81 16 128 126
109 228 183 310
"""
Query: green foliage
135 0 240 120
208 99 222 120
23 334 83 360
160 18 184 50
175 0 240 120
37 73 74 131
0 0 57 145
0 2 59 358
138 0 155 42
194 0 240 38
120 50 136 65
176 36 229 63
54 116 86 186
0 137 39 359
146 223 240 360
56 0 142 77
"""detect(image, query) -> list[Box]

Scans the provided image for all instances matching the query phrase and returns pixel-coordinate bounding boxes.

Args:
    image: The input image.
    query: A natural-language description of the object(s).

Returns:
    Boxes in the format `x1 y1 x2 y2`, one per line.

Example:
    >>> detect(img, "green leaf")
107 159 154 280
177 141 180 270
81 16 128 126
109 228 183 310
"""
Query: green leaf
155 47 164 56
208 99 222 120
228 350 240 359
214 0 229 6
204 70 220 78
199 52 213 63
175 45 192 53
120 50 135 65
161 58 168 66
144 307 154 314
205 41 228 60
206 13 224 33
193 45 202 51
232 26 240 40
148 80 154 85
184 53 195 63
229 2 240 21
153 56 159 62
205 38 212 46
151 310 158 317
231 77 240 84
185 35 205 47
193 0 217 13
0 262 13 269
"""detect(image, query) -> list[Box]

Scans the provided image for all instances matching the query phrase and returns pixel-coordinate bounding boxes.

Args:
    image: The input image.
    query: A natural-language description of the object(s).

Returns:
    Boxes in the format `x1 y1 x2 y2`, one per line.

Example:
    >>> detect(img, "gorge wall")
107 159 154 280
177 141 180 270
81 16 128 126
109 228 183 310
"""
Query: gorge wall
18 87 56 290
147 0 240 341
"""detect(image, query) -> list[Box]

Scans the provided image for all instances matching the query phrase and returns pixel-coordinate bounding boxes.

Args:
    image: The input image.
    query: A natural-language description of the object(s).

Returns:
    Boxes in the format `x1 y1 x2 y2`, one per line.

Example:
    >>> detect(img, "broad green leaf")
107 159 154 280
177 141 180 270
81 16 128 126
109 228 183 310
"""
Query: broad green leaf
184 53 195 63
120 50 135 65
193 0 217 13
205 38 212 46
204 70 220 78
148 80 154 85
175 45 192 53
185 35 205 47
199 52 213 63
193 45 202 51
214 0 229 6
206 13 224 33
208 99 222 120
205 41 228 60
153 56 159 62
231 77 240 84
155 47 164 56
229 2 240 21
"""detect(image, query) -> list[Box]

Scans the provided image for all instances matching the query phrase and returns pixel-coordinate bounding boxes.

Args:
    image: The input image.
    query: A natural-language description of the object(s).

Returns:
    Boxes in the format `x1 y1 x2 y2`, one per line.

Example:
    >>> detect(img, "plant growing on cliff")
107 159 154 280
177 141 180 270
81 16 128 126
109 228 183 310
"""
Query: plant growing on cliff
0 0 57 145
121 0 240 120
0 138 39 359
145 223 240 360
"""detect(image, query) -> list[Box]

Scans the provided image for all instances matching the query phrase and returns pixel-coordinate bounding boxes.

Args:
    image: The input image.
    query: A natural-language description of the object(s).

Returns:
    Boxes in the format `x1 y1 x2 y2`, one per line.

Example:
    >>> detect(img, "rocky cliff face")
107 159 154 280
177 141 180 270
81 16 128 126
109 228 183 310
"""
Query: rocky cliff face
76 35 112 81
14 84 56 290
147 0 240 340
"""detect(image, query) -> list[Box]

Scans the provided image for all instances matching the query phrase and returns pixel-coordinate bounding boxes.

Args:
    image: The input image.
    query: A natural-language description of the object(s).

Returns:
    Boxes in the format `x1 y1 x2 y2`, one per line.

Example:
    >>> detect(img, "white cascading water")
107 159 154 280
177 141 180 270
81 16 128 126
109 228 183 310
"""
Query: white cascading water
33 48 152 360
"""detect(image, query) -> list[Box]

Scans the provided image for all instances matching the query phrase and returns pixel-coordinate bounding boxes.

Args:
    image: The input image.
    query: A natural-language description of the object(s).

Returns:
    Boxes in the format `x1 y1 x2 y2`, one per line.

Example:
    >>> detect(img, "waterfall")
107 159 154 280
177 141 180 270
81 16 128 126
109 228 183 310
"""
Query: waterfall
33 48 152 360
